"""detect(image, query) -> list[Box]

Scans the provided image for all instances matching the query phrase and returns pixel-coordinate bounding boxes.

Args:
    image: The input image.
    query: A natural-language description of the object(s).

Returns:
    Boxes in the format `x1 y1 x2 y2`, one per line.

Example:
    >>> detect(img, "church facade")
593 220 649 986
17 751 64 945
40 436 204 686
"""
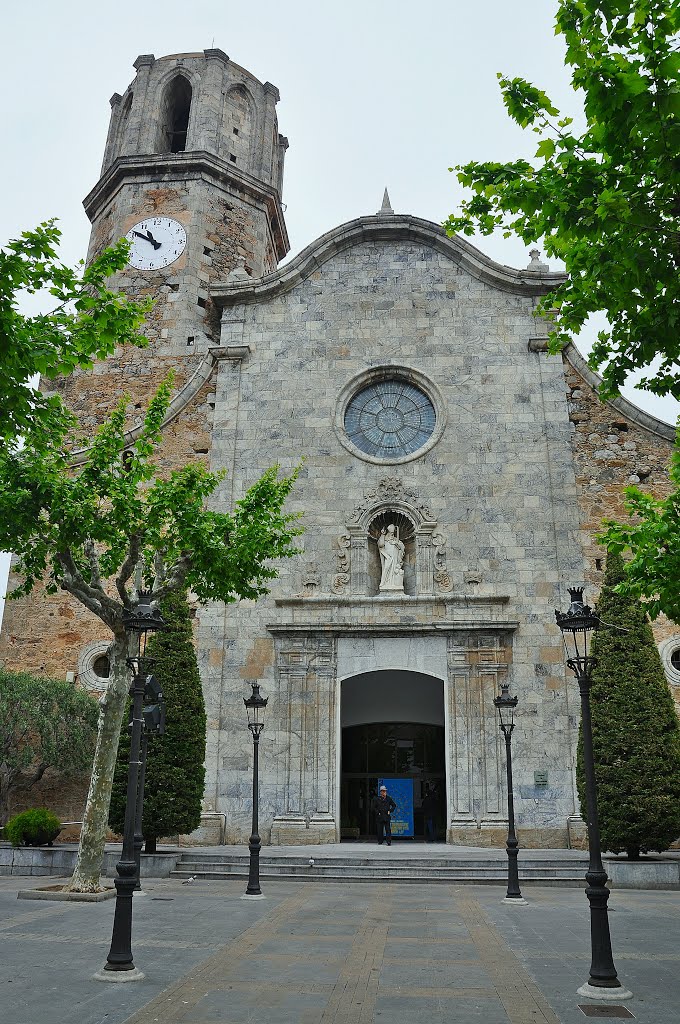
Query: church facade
2 50 679 847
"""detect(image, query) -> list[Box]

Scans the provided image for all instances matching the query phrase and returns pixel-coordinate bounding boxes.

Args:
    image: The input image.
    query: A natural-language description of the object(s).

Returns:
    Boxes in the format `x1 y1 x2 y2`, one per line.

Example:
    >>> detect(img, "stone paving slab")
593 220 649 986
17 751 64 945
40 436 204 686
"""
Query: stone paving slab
1 874 679 1023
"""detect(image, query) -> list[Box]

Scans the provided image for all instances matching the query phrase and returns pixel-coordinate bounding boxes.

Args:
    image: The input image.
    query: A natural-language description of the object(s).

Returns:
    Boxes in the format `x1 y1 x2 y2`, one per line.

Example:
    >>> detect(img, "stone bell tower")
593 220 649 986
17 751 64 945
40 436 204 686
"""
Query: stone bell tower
0 49 290 682
91 49 288 275
51 49 290 432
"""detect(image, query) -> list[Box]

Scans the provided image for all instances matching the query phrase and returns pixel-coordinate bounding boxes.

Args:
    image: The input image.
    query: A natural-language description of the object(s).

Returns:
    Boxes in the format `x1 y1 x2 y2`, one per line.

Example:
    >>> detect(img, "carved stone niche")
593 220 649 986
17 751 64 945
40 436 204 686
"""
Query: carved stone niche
332 478 450 596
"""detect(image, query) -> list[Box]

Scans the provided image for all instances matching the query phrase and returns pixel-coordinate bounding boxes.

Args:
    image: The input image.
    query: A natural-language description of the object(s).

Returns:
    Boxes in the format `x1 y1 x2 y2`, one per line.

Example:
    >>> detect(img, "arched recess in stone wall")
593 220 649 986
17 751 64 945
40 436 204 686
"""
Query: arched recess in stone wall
157 74 193 153
332 478 452 596
341 669 445 727
223 84 256 174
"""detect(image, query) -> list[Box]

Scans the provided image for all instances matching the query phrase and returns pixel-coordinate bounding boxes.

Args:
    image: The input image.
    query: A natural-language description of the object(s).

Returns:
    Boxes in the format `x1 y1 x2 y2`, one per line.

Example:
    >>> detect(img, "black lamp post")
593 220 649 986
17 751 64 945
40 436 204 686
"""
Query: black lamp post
556 587 632 1001
98 594 165 980
242 682 268 900
133 676 166 892
493 681 527 905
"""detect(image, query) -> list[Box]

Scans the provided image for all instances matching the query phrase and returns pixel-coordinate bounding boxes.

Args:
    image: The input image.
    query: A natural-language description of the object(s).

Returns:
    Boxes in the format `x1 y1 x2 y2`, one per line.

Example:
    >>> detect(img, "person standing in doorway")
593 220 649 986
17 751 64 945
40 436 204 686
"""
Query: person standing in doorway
372 784 397 845
422 785 437 843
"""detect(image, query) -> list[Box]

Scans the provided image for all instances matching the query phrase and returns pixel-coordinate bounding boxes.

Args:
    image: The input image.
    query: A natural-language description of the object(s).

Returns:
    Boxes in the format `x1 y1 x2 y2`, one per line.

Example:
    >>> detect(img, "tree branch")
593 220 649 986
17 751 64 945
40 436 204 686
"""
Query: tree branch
84 538 102 590
116 533 142 607
57 548 121 629
150 554 191 603
152 548 166 593
57 548 119 613
26 762 49 787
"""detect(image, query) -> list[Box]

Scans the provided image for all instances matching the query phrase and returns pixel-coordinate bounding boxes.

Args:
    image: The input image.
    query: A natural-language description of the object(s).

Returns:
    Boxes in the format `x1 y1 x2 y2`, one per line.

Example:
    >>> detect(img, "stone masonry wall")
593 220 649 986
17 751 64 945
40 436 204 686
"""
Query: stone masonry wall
197 232 586 847
565 351 680 714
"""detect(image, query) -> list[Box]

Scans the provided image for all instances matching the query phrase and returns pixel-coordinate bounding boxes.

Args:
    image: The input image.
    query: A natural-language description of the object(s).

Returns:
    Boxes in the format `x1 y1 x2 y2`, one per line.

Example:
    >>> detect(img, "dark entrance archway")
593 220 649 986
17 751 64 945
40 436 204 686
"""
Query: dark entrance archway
340 670 446 841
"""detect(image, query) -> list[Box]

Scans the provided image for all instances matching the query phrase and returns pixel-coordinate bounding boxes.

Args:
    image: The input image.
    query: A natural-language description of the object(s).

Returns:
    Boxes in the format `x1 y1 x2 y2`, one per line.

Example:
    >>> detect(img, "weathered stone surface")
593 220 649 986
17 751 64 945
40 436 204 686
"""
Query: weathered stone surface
1 50 678 852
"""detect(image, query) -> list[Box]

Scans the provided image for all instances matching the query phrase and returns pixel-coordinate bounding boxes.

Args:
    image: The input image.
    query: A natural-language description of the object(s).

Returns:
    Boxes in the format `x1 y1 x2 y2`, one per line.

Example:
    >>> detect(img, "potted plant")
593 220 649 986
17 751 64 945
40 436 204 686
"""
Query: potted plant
4 808 62 847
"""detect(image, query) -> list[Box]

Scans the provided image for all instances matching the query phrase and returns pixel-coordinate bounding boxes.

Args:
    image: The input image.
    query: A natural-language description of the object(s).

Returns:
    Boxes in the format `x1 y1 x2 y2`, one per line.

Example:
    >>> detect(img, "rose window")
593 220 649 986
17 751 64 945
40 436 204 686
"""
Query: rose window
344 380 436 460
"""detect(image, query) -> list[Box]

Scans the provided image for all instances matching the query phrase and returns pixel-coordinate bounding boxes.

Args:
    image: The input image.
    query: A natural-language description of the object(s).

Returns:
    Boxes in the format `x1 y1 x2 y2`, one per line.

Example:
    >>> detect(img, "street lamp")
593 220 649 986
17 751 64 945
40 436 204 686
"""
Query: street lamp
555 586 632 1001
242 681 268 900
97 593 165 981
493 681 527 905
133 675 166 891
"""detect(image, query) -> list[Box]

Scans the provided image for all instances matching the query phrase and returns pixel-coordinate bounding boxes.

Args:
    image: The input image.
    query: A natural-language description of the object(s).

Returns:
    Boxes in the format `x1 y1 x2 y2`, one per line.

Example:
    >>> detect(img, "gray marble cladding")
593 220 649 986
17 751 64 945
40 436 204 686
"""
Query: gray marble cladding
197 236 585 846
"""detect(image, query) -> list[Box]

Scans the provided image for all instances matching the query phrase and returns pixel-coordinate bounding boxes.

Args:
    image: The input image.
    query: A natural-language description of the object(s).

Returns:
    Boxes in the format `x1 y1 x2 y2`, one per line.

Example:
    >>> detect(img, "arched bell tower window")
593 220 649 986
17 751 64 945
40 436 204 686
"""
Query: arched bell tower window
159 75 192 153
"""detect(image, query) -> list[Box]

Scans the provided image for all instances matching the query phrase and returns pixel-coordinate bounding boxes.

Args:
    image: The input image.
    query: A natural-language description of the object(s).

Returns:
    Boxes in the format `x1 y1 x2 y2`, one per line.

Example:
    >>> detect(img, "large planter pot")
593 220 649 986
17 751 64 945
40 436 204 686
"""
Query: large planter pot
24 828 62 848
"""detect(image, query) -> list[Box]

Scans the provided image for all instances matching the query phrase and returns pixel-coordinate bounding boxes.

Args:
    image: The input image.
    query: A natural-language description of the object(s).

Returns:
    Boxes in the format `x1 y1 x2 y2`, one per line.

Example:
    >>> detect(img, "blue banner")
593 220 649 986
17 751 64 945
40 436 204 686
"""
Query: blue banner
379 778 414 837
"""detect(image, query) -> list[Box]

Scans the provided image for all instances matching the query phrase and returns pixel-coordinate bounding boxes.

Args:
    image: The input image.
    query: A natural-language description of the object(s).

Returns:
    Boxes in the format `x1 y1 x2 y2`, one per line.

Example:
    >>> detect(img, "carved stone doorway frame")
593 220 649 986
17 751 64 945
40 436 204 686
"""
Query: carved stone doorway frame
267 615 516 846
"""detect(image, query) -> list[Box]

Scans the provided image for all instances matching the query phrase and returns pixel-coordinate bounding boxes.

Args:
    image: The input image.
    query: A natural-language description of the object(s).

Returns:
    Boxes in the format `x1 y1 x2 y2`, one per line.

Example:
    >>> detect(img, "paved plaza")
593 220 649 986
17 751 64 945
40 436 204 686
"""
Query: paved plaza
1 872 679 1024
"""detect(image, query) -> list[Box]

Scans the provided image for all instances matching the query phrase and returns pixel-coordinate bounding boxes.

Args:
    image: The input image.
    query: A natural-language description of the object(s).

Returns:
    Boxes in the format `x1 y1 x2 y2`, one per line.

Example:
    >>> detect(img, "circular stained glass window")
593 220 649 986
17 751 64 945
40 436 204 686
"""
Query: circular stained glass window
344 379 436 460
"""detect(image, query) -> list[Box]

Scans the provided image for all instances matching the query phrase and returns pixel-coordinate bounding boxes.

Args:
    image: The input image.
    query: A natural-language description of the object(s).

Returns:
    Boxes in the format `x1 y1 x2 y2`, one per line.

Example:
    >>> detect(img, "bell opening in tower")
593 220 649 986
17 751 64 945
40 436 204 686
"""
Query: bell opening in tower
340 671 446 843
159 75 192 153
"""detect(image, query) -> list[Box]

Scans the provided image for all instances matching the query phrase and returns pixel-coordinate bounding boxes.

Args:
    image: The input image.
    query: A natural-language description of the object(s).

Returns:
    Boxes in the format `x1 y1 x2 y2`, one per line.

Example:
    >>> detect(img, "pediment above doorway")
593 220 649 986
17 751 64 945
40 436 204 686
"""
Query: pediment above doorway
270 592 518 635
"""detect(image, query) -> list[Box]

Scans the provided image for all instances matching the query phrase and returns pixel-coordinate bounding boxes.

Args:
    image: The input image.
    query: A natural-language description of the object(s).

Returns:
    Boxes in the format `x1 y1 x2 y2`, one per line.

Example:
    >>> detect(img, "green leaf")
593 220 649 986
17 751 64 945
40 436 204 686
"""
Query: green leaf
535 138 556 160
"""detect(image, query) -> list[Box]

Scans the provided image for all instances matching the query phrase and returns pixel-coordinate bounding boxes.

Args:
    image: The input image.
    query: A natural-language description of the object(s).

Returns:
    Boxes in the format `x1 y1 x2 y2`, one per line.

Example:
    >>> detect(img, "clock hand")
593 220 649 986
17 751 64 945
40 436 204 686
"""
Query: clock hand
142 230 162 250
132 230 162 251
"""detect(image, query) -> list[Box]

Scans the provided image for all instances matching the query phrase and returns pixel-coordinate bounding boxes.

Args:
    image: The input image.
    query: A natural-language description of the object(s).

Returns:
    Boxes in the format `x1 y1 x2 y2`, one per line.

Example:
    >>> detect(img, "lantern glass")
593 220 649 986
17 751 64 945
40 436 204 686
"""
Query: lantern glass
493 681 518 731
244 682 268 736
555 586 599 678
122 592 166 674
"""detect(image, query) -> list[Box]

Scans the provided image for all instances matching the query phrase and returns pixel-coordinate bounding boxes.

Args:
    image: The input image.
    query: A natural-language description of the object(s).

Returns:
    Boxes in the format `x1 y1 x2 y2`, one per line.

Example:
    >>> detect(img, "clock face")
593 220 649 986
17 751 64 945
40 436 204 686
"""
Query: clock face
125 217 187 271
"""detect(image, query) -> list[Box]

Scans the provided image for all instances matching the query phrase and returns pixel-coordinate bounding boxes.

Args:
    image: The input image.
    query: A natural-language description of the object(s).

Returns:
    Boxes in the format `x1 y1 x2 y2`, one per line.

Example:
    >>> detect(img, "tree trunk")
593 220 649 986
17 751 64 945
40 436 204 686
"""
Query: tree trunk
144 836 157 854
0 776 11 828
0 764 21 827
65 635 129 892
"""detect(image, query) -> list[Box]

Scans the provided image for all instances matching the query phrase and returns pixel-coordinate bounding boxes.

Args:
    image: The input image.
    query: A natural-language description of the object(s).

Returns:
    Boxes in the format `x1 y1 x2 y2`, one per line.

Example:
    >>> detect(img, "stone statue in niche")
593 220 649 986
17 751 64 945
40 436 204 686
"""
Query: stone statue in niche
378 524 405 592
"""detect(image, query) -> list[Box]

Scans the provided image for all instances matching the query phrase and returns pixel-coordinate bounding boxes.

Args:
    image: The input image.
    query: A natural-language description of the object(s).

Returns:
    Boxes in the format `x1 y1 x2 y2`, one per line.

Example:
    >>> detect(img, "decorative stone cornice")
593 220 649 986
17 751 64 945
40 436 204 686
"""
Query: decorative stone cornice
268 594 518 635
211 214 567 307
563 343 676 442
82 152 289 261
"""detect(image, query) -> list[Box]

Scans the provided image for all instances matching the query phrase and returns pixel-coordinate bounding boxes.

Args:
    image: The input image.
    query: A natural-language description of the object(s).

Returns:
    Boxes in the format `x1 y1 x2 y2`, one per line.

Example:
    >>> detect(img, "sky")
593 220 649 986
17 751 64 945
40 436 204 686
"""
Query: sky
1 0 678 620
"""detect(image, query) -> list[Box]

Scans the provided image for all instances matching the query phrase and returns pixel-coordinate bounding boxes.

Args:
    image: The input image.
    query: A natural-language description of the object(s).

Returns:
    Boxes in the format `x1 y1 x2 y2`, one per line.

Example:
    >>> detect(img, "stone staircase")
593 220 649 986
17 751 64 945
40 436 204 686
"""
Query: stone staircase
169 846 589 886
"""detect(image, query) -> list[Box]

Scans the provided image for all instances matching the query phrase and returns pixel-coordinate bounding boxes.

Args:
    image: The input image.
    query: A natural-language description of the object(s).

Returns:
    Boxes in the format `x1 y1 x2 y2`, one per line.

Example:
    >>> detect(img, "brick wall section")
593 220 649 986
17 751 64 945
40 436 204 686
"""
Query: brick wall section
7 773 90 829
565 351 680 722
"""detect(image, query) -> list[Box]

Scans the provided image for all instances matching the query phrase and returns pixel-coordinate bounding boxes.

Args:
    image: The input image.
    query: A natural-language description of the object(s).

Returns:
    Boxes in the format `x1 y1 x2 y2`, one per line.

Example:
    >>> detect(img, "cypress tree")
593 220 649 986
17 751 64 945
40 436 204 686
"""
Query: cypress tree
109 591 206 851
576 551 680 858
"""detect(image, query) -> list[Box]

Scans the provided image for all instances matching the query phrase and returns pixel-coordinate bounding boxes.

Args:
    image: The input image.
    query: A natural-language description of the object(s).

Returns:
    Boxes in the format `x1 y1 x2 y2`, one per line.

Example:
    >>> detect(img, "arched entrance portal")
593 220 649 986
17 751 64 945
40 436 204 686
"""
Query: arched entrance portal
340 670 446 841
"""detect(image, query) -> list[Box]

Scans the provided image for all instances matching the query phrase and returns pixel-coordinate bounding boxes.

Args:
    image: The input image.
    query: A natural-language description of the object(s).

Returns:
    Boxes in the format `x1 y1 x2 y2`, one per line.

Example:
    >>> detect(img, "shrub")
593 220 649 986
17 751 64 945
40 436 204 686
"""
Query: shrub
576 551 680 857
109 590 206 851
4 808 62 847
0 669 99 825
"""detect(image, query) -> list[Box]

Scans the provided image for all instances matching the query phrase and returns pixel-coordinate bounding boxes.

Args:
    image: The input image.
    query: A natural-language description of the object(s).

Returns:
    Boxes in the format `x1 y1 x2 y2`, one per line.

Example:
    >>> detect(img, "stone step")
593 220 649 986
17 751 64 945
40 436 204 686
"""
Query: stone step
170 848 590 887
173 867 582 880
175 854 588 869
170 864 584 879
175 858 583 873
169 867 585 886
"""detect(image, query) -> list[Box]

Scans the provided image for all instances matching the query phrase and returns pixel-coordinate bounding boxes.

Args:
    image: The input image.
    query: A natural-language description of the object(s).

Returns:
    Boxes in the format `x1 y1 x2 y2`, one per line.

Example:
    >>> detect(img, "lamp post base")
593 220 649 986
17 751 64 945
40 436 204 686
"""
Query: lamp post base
93 967 146 983
240 892 266 900
577 982 633 1001
503 896 528 905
